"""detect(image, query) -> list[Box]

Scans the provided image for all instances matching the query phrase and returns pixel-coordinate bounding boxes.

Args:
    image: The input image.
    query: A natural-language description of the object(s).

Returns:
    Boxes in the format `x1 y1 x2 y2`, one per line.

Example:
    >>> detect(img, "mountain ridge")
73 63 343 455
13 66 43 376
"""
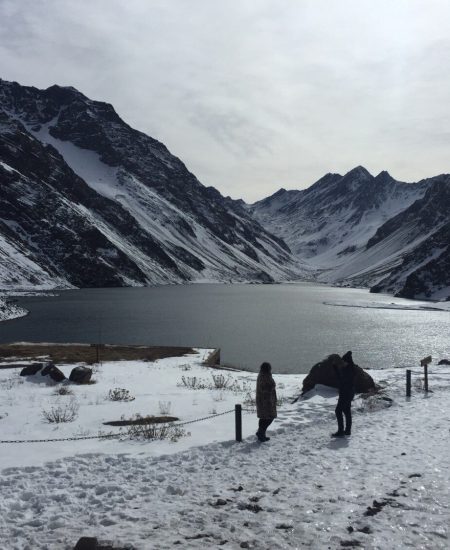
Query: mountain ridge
1 78 448 300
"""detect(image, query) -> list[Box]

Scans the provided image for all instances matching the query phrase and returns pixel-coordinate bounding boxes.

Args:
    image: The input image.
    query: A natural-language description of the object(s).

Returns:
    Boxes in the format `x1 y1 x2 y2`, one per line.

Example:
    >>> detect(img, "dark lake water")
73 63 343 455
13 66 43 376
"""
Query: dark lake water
1 283 449 373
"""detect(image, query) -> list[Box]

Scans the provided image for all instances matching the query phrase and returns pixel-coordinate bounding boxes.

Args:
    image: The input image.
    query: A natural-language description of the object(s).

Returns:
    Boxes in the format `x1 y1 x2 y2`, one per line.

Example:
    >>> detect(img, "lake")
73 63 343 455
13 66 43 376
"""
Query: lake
1 283 449 373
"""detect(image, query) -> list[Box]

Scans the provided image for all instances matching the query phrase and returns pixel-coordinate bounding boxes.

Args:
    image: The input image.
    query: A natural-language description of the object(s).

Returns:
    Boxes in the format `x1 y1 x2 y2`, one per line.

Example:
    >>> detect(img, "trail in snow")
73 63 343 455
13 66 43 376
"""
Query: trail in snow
0 366 449 549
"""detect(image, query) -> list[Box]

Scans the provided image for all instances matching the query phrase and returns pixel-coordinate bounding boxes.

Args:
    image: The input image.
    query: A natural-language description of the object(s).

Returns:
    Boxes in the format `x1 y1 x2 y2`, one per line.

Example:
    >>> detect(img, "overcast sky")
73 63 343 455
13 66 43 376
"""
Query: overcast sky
1 0 449 201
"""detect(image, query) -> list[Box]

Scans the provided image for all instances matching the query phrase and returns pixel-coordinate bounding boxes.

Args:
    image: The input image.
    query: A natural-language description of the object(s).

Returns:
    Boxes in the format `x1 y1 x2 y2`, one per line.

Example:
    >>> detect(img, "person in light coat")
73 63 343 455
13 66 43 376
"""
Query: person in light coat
256 362 277 442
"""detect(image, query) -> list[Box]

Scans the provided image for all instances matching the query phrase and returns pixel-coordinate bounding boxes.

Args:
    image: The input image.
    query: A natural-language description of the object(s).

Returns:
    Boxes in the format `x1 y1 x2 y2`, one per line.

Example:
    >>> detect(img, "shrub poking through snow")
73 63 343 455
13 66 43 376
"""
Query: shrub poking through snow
211 373 234 390
180 373 246 392
180 376 208 390
276 394 288 407
42 399 79 423
107 388 135 402
159 401 172 415
125 417 188 442
244 391 256 411
53 386 74 396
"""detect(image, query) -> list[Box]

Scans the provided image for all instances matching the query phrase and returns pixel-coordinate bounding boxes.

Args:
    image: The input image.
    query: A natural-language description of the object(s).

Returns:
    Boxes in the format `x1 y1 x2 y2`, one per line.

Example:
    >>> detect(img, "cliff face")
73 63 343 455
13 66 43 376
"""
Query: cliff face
0 79 301 289
251 168 449 300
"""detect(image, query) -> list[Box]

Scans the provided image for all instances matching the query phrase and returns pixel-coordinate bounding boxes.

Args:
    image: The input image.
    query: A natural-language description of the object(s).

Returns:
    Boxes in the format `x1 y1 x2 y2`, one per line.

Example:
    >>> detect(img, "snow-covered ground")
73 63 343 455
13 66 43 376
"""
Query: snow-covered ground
324 298 450 311
1 351 450 548
0 296 28 321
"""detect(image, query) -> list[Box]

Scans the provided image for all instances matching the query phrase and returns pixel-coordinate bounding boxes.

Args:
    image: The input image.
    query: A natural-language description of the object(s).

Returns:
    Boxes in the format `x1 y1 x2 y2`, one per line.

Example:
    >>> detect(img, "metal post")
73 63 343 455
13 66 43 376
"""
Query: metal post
424 364 429 392
235 404 242 442
406 369 411 397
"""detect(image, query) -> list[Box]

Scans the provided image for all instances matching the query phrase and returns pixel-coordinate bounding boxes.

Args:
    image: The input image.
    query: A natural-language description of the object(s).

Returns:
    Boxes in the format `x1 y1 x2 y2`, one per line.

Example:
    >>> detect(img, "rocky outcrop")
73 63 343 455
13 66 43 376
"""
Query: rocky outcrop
19 363 44 376
302 353 376 394
69 366 93 384
0 78 301 290
41 363 66 382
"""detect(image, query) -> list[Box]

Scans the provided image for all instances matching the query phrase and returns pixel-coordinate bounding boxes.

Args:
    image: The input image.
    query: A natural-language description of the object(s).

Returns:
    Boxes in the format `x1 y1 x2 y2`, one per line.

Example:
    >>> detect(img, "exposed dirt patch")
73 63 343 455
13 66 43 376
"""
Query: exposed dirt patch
0 343 195 366
103 415 179 426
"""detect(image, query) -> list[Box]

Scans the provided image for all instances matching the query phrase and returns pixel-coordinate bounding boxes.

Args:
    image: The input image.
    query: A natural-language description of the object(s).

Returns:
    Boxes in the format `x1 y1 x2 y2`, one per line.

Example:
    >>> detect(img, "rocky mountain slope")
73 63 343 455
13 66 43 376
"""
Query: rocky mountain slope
251 168 450 300
0 79 302 289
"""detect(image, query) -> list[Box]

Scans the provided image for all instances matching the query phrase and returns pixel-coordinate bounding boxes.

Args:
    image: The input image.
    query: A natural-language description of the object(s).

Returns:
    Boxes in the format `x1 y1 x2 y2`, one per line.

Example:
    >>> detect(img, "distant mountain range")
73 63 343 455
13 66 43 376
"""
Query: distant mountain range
0 79 448 300
250 167 450 300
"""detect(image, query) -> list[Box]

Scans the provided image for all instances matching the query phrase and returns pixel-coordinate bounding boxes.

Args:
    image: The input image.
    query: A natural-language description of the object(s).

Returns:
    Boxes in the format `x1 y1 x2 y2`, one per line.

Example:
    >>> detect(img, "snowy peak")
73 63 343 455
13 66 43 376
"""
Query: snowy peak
0 78 304 290
251 166 450 299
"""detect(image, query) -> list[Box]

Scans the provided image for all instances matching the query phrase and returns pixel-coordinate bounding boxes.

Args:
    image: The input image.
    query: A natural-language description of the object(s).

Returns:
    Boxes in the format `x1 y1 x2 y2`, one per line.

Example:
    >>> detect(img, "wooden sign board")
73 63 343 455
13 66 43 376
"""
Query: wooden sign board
420 355 432 367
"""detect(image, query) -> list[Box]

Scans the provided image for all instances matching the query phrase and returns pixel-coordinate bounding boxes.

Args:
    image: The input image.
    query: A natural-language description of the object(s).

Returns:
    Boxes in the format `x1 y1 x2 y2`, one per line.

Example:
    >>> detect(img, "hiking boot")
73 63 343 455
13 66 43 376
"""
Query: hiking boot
344 429 351 436
331 431 345 438
256 432 270 442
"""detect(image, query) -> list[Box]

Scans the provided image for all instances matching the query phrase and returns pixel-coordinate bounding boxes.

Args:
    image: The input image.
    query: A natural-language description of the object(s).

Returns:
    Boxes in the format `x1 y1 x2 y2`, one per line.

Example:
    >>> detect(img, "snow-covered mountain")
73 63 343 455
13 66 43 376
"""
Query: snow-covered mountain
0 79 302 289
250 167 450 300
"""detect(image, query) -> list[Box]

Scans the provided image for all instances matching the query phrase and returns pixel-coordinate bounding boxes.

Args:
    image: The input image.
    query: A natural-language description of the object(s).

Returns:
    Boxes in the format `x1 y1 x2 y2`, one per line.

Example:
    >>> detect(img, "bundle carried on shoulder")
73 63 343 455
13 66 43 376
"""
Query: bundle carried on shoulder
301 352 375 395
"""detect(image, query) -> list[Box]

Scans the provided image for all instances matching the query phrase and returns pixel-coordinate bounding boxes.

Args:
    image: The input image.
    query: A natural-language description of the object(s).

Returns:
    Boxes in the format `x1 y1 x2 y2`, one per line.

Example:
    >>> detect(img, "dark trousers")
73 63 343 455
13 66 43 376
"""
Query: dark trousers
258 418 274 436
335 397 352 433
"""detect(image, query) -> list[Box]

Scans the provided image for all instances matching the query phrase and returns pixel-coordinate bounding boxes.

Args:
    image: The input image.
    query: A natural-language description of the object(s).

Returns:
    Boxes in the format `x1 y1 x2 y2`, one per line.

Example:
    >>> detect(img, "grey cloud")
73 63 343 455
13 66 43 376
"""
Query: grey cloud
0 0 449 201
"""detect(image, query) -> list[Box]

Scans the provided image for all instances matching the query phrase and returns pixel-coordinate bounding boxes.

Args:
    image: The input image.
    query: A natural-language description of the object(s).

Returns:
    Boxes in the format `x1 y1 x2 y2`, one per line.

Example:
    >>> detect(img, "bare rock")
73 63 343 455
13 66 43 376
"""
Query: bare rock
69 366 93 384
74 538 98 550
41 362 66 382
20 363 44 376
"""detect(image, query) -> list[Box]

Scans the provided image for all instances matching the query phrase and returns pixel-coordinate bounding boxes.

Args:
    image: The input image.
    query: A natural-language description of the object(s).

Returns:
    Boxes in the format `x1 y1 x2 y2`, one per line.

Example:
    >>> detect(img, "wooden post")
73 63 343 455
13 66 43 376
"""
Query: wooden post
424 364 429 392
235 404 242 442
406 369 411 397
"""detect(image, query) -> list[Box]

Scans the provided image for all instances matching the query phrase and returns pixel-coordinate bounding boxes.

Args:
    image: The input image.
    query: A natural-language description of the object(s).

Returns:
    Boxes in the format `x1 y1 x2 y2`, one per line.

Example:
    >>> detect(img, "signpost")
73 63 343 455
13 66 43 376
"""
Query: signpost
420 355 432 392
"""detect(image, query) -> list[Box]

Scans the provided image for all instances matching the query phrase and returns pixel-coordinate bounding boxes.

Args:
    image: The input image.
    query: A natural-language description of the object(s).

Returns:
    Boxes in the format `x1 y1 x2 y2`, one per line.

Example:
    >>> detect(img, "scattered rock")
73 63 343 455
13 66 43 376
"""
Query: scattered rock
231 485 244 492
238 503 263 513
248 496 261 503
357 526 372 534
240 543 250 549
41 363 66 382
364 498 393 517
74 538 98 550
213 498 228 506
275 523 292 530
438 359 450 365
19 363 43 376
387 489 400 497
185 533 212 540
408 473 422 478
69 366 93 384
340 541 361 548
272 487 281 495
302 353 376 394
401 452 406 456
347 526 354 533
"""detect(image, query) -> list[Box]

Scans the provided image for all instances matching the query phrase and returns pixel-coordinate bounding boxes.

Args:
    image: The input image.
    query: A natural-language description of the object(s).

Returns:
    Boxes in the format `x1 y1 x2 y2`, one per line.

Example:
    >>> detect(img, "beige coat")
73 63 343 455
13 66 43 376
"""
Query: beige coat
256 372 277 419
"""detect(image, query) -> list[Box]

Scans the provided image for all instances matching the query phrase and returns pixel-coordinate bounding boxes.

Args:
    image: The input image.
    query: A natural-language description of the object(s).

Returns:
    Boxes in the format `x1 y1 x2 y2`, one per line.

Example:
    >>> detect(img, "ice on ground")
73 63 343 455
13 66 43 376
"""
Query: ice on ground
1 352 450 548
324 299 450 311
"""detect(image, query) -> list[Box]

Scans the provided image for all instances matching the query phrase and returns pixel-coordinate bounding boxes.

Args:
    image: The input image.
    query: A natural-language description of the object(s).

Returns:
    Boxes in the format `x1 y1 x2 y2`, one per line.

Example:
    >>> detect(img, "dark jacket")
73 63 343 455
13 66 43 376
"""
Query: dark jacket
334 364 355 400
256 372 277 419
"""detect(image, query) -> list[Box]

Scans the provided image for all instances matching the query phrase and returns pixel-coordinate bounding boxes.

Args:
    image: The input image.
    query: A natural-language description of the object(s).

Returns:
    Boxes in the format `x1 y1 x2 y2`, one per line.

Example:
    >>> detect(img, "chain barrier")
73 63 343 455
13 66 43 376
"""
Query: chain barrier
174 408 235 427
0 408 237 445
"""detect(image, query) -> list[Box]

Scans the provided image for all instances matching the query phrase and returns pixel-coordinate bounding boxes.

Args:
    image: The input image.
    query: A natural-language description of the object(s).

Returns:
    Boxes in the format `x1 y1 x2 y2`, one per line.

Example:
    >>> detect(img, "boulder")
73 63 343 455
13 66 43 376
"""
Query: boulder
69 366 93 384
20 363 44 376
74 538 98 550
302 353 376 395
438 359 450 365
41 363 66 382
